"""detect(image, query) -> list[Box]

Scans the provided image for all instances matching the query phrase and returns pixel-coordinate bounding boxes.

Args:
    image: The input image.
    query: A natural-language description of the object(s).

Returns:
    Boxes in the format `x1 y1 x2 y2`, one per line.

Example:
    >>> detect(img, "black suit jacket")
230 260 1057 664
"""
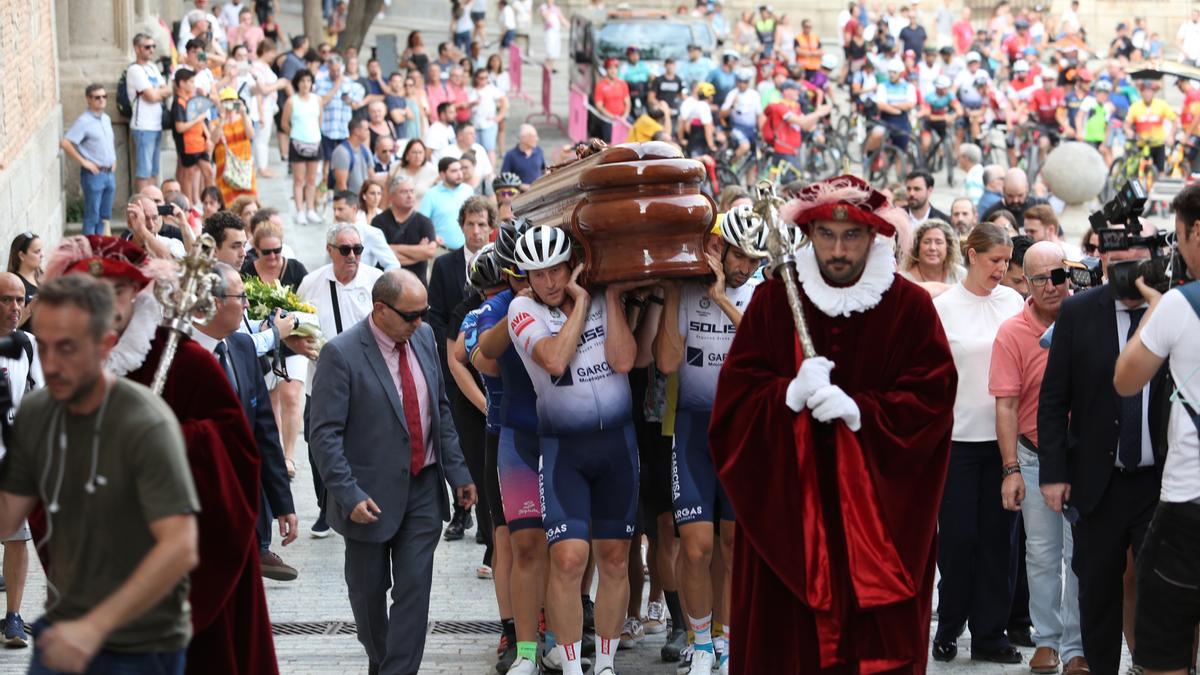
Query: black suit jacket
1037 284 1170 516
918 206 951 224
227 331 295 518
428 247 469 345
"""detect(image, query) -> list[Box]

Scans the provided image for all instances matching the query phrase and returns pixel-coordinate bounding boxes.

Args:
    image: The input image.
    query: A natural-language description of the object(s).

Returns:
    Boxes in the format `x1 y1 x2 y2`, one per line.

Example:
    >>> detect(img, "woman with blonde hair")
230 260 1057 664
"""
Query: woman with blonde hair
901 219 966 284
931 221 1025 665
242 219 309 477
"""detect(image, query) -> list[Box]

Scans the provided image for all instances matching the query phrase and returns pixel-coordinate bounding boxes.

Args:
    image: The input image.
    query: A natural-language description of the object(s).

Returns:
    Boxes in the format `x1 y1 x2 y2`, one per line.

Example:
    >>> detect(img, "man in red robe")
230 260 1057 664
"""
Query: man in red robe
44 234 278 675
709 175 957 674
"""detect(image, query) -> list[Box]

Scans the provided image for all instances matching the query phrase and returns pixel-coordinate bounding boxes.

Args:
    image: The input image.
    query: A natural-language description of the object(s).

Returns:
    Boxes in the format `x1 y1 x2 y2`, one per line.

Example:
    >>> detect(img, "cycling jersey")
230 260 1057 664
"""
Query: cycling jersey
1006 75 1041 103
925 92 954 117
1128 98 1178 146
1064 89 1087 131
479 289 538 433
721 88 762 129
1029 86 1065 126
462 304 504 435
875 79 916 129
678 96 713 156
762 100 803 156
508 294 633 435
1079 95 1110 144
675 280 759 412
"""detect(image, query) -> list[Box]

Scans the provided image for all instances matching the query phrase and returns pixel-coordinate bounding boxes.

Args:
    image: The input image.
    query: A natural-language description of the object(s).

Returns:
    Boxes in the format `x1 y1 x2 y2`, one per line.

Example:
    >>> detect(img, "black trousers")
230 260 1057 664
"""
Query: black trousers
935 440 1019 650
1071 468 1159 675
449 390 492 565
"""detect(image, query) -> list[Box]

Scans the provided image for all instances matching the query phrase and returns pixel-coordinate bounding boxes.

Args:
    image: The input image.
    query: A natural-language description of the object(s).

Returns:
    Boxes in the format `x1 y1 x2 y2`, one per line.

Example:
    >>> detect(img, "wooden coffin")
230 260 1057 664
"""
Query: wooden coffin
511 141 716 285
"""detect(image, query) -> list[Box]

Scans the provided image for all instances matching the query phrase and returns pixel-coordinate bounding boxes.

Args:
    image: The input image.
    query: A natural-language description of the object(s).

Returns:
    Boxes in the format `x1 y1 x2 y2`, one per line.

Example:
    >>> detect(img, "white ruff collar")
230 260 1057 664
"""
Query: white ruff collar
795 236 897 317
106 292 161 376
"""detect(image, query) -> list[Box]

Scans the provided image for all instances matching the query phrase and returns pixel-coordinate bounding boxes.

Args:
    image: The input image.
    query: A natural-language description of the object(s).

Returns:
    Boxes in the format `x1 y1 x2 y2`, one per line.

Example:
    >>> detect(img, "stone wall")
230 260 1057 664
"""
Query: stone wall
0 0 64 259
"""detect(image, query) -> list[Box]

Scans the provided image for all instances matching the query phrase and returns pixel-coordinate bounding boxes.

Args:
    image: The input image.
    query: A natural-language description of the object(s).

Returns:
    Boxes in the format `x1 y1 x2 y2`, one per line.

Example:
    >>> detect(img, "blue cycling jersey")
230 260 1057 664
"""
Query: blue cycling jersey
926 92 953 114
462 305 504 434
477 290 538 433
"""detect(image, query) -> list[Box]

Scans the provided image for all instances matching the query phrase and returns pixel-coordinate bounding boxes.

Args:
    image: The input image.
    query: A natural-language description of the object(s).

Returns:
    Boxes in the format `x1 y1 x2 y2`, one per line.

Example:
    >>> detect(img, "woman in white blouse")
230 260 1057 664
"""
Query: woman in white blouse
930 221 1026 665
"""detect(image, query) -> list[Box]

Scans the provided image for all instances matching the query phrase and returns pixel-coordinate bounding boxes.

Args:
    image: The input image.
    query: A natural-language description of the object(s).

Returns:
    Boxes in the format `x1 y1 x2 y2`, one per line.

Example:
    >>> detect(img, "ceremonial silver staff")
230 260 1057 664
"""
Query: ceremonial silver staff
150 233 220 394
751 181 817 359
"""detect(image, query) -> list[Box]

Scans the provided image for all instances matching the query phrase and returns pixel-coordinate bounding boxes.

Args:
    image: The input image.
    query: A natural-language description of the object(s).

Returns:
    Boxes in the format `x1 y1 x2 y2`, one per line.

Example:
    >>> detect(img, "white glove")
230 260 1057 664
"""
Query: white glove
807 384 862 431
785 356 835 413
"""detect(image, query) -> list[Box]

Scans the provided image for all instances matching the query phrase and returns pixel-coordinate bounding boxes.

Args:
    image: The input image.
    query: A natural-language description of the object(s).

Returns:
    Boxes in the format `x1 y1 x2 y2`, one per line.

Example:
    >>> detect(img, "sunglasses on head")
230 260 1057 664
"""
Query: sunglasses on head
382 302 430 323
332 244 365 257
259 246 283 256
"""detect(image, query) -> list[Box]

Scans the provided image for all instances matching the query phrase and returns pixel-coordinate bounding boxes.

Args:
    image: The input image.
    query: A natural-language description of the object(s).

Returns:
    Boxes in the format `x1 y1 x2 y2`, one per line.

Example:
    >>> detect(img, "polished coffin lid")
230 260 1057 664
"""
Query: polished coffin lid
512 141 717 285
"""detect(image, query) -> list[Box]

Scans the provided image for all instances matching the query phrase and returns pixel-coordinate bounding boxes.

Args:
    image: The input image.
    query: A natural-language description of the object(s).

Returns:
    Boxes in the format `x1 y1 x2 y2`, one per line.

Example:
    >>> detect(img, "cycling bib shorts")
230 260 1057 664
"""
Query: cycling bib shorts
671 409 734 525
498 425 543 532
539 424 640 545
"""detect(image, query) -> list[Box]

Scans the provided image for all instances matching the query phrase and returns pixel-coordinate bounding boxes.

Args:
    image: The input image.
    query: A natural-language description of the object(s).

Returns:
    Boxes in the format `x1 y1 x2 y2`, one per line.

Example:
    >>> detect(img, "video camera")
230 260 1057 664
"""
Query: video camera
1084 179 1179 301
0 333 30 448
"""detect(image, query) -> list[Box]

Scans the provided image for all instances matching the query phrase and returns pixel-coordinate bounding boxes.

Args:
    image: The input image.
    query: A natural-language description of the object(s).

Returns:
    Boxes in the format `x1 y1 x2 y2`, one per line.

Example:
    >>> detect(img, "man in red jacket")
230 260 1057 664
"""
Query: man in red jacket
710 175 957 673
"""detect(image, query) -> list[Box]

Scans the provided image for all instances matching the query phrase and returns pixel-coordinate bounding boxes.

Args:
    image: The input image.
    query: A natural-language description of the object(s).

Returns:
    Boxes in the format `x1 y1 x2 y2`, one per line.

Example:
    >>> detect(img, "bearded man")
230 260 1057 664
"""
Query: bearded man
43 234 277 675
709 175 957 673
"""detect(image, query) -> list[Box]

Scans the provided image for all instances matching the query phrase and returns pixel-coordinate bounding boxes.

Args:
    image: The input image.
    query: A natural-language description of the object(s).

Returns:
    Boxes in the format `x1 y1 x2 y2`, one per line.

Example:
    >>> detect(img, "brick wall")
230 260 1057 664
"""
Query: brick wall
0 0 63 260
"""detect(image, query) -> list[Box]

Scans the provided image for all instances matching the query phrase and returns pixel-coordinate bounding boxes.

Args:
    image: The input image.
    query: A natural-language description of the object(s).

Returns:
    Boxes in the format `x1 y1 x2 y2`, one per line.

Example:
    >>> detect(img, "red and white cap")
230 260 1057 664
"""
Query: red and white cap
780 175 908 238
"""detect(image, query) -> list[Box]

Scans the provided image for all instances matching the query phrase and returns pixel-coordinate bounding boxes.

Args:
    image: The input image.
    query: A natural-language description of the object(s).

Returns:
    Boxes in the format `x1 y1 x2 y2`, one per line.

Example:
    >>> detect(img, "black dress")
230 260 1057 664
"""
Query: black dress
241 257 309 290
17 274 36 333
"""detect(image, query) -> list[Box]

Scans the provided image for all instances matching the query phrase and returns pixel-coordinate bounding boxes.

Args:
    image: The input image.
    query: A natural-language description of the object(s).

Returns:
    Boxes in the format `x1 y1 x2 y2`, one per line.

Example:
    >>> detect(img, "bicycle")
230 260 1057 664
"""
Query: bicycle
1101 138 1159 203
918 120 957 188
864 128 919 186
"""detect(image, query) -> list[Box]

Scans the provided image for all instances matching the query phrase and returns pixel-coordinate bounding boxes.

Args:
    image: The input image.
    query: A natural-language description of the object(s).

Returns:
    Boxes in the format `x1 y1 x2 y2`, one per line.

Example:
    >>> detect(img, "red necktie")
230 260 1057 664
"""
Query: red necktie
396 343 426 475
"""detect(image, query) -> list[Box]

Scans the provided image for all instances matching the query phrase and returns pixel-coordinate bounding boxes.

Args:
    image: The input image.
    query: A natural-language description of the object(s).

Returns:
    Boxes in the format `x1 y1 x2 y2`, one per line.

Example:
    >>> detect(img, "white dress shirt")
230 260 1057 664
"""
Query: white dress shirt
297 263 384 394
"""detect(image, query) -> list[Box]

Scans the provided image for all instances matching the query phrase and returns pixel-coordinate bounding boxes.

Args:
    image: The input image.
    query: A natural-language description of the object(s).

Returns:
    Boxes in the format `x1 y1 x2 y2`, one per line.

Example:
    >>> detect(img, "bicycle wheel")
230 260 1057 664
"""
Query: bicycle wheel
716 165 741 192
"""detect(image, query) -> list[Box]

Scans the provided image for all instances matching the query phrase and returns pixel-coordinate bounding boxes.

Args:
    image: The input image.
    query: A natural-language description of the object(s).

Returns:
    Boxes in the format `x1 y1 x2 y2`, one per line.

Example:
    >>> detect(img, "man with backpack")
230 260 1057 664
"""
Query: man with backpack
121 33 172 191
329 118 376 194
0 273 42 650
1114 182 1200 675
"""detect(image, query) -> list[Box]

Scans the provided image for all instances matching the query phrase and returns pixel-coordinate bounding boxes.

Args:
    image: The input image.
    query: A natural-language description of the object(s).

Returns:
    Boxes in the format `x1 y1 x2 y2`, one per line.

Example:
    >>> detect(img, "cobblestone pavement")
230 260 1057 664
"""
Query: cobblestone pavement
0 1 1138 673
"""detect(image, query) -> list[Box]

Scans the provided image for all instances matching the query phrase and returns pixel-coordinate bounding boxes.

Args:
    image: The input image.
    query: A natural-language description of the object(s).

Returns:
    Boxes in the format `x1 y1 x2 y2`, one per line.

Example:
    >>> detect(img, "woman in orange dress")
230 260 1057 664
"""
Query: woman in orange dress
212 87 257 204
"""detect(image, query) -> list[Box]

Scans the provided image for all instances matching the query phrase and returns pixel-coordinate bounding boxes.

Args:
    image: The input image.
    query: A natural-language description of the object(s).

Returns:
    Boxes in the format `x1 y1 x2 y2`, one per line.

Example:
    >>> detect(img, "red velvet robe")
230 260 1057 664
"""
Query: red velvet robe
709 275 956 674
126 329 278 675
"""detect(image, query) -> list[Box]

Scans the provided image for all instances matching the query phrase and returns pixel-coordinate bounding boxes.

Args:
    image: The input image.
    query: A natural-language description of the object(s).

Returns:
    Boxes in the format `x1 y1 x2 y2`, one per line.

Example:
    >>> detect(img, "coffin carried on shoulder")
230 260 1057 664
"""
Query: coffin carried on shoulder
511 141 716 285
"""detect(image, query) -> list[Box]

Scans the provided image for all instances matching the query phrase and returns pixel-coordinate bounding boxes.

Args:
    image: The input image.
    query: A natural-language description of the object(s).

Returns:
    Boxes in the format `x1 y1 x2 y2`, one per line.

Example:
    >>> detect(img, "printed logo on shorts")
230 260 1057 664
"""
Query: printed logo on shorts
511 311 535 336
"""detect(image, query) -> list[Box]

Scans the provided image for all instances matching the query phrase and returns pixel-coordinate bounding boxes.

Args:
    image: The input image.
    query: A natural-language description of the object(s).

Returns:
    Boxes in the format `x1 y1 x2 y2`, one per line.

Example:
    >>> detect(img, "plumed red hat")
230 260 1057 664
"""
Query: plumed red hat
781 174 908 238
50 235 153 289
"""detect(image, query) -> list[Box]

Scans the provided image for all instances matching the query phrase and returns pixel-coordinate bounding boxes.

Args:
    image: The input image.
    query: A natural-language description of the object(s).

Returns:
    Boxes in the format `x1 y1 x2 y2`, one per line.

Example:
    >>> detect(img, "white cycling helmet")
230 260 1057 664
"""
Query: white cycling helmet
720 205 769 258
513 225 573 271
934 74 951 89
1013 59 1030 73
820 53 839 70
886 59 906 74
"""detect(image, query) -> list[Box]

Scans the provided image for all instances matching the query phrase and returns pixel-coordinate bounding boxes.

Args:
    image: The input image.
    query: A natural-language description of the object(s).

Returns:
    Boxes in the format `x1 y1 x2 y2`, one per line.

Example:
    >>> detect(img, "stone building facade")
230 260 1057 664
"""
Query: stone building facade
0 0 64 251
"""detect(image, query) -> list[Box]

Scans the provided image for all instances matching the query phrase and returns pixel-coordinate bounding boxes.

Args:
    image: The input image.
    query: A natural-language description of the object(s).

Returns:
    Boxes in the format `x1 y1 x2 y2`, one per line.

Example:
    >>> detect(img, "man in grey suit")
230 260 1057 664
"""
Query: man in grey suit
309 268 477 675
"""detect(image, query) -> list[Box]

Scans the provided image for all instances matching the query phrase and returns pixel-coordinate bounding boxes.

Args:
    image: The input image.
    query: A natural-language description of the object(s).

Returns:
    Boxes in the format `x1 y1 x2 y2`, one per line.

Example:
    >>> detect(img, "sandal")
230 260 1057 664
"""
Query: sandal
476 565 493 580
285 458 296 480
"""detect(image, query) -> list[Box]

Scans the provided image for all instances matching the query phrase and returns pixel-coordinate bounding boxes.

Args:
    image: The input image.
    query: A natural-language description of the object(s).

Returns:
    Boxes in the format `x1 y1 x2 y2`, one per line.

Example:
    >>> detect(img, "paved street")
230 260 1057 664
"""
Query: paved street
0 2 1141 673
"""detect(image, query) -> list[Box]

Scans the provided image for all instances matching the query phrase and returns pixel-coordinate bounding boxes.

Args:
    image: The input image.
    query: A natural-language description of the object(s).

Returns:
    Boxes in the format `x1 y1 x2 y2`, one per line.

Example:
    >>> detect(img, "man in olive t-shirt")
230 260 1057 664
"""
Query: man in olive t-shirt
0 274 199 673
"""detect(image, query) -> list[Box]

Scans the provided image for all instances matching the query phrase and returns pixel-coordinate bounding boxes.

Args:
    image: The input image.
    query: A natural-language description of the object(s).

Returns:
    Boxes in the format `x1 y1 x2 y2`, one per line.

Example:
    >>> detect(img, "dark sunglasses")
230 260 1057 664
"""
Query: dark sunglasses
140 43 157 50
90 94 108 100
1083 243 1099 254
1027 268 1069 288
382 302 430 323
332 244 365 257
259 246 284 256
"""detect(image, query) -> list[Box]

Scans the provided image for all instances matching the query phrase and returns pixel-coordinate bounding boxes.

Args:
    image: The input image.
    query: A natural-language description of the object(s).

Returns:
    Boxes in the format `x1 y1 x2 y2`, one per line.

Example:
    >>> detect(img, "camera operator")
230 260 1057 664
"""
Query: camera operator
0 272 42 647
1113 183 1200 675
1038 216 1173 675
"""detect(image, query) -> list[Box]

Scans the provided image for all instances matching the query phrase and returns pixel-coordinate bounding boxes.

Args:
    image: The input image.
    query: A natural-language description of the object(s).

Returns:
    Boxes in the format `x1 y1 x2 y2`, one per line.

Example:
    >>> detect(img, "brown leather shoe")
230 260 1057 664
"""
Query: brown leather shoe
1063 656 1090 674
260 549 299 581
1030 646 1061 674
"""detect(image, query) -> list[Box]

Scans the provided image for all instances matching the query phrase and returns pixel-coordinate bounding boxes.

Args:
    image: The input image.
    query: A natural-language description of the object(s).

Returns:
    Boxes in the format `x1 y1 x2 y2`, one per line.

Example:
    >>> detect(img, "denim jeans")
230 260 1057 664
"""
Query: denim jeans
80 169 116 235
1019 443 1084 662
131 129 161 179
28 619 185 675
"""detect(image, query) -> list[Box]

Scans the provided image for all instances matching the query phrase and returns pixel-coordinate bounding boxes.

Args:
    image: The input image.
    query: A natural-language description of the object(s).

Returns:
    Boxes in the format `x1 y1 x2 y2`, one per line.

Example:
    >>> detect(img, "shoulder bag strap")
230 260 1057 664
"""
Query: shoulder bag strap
1171 281 1200 439
328 279 345 334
